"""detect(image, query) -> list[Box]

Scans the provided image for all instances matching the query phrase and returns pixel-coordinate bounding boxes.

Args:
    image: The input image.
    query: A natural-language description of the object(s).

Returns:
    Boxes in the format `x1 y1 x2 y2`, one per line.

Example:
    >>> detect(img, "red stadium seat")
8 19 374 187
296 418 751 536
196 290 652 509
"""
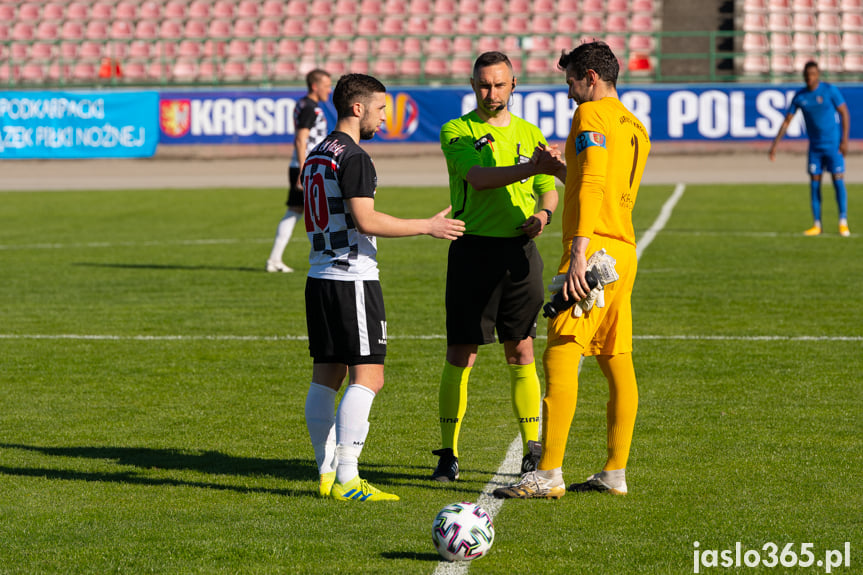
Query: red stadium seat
42 3 64 21
85 21 108 41
407 16 428 34
0 4 13 21
531 16 554 34
177 40 201 57
110 20 133 40
506 16 530 34
816 12 842 31
12 22 34 41
607 15 629 33
382 17 404 34
842 12 863 31
222 60 248 82
278 39 301 57
228 39 251 57
115 2 136 20
352 37 371 55
159 20 182 40
771 53 795 72
334 0 359 14
233 19 256 38
31 42 55 59
558 0 580 12
188 2 210 19
311 0 332 16
844 52 863 71
128 41 152 59
458 0 481 14
386 0 408 14
273 60 299 79
768 12 793 31
741 54 769 74
173 59 198 82
209 19 232 38
281 18 304 36
424 58 449 76
841 0 863 8
456 16 479 34
818 32 841 51
431 15 455 34
477 36 502 52
743 32 769 52
483 16 504 34
163 2 185 19
308 18 330 36
632 0 655 11
138 2 160 20
842 32 863 51
286 0 308 16
333 17 356 35
72 62 98 81
582 0 605 12
452 36 473 54
427 36 452 54
213 1 234 18
359 0 383 13
257 19 279 38
452 57 472 75
238 1 259 18
372 58 398 77
399 58 422 77
65 2 88 20
377 37 403 55
816 0 840 9
263 0 284 17
770 33 793 52
36 21 59 41
791 12 816 31
631 14 654 32
20 63 45 83
432 0 455 14
18 3 40 22
326 37 352 56
402 35 422 53
629 34 656 52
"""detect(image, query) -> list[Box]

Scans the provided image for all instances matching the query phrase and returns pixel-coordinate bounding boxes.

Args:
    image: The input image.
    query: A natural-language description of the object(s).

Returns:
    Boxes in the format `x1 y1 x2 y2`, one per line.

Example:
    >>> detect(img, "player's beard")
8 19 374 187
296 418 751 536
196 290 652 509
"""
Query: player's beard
359 113 380 140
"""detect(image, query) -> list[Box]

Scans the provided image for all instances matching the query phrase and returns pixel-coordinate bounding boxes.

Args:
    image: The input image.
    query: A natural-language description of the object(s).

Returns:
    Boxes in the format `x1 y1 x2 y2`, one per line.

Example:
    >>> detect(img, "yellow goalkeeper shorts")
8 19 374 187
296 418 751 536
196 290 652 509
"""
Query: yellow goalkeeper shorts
547 236 637 357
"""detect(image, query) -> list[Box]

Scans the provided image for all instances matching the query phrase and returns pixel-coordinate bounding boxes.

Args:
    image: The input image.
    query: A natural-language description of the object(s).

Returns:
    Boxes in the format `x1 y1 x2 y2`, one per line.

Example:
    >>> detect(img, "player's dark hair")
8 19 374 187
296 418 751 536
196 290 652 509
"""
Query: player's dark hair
803 60 819 73
333 73 386 119
472 51 514 78
558 41 619 87
306 69 330 91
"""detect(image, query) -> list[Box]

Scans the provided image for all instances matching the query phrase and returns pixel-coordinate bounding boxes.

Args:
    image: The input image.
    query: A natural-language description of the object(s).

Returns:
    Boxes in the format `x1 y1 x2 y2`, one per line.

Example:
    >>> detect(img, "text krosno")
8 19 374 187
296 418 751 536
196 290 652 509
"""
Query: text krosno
0 98 105 120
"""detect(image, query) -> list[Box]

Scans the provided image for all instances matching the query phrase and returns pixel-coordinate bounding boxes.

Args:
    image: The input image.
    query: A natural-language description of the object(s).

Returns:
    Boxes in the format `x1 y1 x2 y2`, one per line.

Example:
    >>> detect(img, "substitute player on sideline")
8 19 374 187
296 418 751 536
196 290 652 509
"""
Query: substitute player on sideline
267 69 332 272
495 41 650 499
431 51 563 483
302 74 464 502
769 61 851 237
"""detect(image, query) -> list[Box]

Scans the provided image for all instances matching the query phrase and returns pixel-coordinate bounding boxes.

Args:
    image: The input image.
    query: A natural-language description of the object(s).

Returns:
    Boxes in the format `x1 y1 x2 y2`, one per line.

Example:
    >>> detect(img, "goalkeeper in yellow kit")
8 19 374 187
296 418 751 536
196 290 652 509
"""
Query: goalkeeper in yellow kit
495 41 650 499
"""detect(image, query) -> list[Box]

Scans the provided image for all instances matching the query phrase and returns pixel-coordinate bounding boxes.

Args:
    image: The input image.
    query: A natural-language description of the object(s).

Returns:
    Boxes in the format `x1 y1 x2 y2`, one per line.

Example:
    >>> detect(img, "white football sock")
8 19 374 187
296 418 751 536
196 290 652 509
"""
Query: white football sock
335 384 376 485
268 210 300 264
304 382 337 475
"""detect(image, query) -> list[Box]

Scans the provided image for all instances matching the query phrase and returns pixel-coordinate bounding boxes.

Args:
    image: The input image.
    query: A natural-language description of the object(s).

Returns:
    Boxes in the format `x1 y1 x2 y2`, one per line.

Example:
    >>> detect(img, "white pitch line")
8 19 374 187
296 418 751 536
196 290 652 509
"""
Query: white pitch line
2 333 861 343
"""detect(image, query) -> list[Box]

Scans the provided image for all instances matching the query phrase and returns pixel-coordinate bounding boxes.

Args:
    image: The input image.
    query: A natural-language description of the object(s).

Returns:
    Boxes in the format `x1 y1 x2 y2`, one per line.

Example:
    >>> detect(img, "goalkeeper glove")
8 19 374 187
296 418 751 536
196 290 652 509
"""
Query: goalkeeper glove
542 248 619 318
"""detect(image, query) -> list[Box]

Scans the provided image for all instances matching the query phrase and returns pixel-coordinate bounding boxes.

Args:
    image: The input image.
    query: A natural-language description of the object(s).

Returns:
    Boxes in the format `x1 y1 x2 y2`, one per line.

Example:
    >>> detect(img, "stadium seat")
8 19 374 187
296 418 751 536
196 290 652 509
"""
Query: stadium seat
382 17 405 34
743 0 769 11
347 58 370 74
163 2 185 20
311 0 333 16
359 0 383 13
632 0 656 11
631 14 655 32
263 0 284 17
841 0 863 9
629 34 656 51
372 58 398 77
842 32 863 51
0 4 13 22
233 19 256 38
607 0 629 9
772 53 795 72
558 0 579 13
281 18 304 36
160 21 182 40
605 36 627 54
525 57 553 76
820 53 843 70
222 60 248 82
456 17 479 34
792 12 816 30
173 59 198 82
114 2 136 20
110 20 132 40
741 53 770 73
424 58 449 76
582 0 605 12
352 37 371 55
768 13 793 31
10 43 29 60
451 56 472 75
606 15 629 33
358 16 381 35
531 0 555 12
792 0 815 9
258 19 280 38
531 16 554 34
816 0 840 9
743 13 768 31
227 39 251 58
42 3 64 21
406 16 428 34
524 35 553 54
253 39 277 58
333 17 356 35
322 59 348 76
31 42 55 60
484 0 506 12
844 52 863 71
301 38 319 56
20 63 45 83
458 0 481 14
277 38 301 57
507 16 530 34
510 0 531 12
477 36 502 52
128 40 152 59
792 32 817 50
768 0 791 10
817 32 842 50
199 60 219 82
770 33 793 52
377 36 402 55
427 36 452 54
12 22 34 42
238 1 258 18
557 14 580 34
138 2 159 20
332 0 359 15
213 1 234 19
36 21 59 41
65 2 88 20
59 41 79 59
272 60 298 79
17 3 40 22
452 36 473 54
326 37 352 57
399 58 421 77
816 12 842 31
433 0 456 15
286 0 308 16
431 15 455 34
72 62 97 81
842 12 863 30
85 21 108 41
209 19 232 38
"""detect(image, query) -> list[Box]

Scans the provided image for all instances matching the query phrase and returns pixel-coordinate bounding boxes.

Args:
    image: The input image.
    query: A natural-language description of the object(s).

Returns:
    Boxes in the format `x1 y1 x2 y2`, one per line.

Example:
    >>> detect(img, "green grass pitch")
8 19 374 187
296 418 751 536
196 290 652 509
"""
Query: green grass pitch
0 181 860 574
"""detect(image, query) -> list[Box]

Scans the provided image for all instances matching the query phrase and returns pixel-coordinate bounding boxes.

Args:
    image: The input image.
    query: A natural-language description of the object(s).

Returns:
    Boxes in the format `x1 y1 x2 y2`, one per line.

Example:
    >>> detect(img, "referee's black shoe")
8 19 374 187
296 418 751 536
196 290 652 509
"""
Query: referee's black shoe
431 448 459 482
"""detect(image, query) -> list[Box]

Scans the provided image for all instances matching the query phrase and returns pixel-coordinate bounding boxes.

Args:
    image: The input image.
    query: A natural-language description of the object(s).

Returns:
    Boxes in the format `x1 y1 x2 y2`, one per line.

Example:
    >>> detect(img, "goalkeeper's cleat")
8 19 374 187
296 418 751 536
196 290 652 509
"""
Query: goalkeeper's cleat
492 470 565 499
266 260 294 273
839 223 851 237
318 471 336 497
520 440 542 474
568 470 628 495
331 476 400 502
431 448 459 482
803 225 822 236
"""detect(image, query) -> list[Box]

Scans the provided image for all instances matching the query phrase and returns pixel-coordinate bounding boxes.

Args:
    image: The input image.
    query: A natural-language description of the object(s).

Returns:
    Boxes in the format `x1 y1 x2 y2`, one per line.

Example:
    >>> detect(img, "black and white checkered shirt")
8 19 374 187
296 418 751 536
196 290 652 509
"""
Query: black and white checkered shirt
303 131 379 281
290 95 328 169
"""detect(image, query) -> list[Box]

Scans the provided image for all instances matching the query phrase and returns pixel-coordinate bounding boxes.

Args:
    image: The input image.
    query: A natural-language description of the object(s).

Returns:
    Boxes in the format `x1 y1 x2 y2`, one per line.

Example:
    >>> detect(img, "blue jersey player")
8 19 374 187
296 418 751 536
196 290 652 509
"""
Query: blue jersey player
769 61 851 237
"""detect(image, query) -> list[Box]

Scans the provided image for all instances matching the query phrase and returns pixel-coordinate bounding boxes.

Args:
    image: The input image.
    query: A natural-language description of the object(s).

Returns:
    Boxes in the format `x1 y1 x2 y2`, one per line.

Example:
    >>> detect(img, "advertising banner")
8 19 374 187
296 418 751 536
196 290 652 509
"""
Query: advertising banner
0 91 159 159
159 84 863 145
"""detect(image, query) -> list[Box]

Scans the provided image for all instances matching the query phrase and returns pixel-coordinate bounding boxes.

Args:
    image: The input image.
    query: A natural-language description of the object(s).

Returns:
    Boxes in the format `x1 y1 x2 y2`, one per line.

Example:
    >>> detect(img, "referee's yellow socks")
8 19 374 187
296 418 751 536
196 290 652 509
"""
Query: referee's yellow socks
597 353 638 471
507 362 541 455
539 339 582 470
438 361 471 458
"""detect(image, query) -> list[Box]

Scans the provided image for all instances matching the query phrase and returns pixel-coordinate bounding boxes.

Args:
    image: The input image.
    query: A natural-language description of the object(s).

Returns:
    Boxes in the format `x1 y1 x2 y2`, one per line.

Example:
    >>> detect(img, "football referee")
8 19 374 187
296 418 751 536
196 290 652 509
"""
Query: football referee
431 51 564 482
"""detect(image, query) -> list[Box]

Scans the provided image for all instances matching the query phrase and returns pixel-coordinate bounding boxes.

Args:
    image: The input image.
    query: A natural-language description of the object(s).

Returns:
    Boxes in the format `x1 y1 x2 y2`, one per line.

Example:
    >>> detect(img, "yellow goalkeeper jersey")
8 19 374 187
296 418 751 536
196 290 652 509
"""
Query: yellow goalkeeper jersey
562 97 650 248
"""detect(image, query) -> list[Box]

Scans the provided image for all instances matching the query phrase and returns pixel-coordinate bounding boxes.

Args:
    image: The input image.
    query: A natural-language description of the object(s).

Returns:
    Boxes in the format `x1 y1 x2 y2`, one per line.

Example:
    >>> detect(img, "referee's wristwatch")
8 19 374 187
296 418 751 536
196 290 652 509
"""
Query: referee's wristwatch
541 209 553 225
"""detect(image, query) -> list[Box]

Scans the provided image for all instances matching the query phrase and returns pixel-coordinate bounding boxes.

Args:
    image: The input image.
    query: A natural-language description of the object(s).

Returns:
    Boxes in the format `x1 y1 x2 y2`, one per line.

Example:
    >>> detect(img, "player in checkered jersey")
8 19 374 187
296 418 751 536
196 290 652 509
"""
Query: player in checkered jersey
302 74 465 502
266 69 332 273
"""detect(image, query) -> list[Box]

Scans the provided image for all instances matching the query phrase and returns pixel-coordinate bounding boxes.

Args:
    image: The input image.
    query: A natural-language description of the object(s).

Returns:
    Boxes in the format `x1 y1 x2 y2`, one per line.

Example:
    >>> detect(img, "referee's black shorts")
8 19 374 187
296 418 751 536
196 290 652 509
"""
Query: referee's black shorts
287 166 304 208
445 234 544 346
305 277 387 365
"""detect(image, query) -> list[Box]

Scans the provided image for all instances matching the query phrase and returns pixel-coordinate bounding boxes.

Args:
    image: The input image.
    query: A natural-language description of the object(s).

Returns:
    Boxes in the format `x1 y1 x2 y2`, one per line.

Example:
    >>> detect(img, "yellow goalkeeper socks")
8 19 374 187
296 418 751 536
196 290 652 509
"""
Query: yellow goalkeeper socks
597 353 638 471
438 361 471 457
539 339 583 470
508 362 541 455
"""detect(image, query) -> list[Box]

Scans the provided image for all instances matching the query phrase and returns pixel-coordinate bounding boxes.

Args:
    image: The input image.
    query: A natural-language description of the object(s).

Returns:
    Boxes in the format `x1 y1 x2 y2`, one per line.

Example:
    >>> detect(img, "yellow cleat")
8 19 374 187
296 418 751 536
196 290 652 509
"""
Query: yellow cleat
839 224 851 237
331 476 400 502
803 225 822 236
319 471 336 497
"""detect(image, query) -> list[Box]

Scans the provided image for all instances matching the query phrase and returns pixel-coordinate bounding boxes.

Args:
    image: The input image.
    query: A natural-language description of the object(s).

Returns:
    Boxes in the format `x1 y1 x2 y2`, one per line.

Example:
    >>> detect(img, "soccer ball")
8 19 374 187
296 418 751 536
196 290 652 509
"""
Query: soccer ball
431 501 495 562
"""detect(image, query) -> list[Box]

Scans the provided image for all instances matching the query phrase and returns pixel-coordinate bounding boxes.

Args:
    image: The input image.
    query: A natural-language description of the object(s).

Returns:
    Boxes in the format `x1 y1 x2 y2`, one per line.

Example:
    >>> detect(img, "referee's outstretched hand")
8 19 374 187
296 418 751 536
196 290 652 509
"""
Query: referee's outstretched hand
427 206 465 240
